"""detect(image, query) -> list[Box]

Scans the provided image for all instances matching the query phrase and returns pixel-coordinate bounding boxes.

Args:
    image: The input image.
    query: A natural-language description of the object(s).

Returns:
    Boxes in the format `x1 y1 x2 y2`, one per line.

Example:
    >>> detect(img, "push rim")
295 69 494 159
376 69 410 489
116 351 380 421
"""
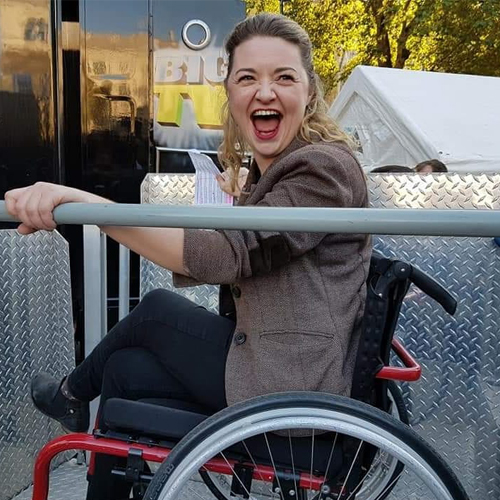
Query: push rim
152 407 457 500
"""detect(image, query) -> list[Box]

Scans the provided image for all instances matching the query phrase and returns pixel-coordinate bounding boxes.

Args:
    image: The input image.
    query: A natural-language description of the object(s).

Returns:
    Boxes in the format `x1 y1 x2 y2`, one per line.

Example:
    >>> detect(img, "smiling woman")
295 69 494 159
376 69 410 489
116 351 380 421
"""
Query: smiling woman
219 14 351 189
226 36 311 171
4 13 371 500
225 36 311 171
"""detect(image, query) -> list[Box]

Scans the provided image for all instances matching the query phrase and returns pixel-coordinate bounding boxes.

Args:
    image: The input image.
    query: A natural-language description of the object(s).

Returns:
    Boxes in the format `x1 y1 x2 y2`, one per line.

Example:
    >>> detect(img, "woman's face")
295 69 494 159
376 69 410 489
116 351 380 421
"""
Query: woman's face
226 36 311 172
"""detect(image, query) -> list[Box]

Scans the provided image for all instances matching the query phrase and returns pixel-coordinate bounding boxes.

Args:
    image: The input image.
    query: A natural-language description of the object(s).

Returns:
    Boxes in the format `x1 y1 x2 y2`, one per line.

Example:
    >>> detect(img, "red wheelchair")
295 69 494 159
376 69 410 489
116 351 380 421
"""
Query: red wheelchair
31 253 469 500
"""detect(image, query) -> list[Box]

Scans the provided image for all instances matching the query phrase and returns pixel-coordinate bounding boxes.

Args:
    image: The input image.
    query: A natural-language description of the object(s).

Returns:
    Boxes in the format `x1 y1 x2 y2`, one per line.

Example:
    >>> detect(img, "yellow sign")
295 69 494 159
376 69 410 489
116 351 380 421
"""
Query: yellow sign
155 83 226 129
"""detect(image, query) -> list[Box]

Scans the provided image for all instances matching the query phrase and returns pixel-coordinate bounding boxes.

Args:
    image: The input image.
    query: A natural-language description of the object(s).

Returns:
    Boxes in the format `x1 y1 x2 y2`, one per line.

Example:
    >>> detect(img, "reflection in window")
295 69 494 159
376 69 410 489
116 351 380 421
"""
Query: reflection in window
24 18 48 41
13 74 33 94
92 61 107 76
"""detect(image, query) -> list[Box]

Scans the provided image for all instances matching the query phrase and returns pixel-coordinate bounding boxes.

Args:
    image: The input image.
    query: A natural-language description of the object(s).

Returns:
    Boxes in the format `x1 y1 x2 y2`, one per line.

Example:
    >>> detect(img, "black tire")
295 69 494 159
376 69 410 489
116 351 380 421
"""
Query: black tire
388 380 409 425
144 392 469 500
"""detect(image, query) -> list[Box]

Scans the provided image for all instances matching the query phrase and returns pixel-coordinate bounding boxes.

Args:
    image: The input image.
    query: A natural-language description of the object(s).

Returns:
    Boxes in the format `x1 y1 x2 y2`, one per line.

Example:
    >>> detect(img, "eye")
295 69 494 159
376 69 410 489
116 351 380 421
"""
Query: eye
278 74 295 82
237 74 254 82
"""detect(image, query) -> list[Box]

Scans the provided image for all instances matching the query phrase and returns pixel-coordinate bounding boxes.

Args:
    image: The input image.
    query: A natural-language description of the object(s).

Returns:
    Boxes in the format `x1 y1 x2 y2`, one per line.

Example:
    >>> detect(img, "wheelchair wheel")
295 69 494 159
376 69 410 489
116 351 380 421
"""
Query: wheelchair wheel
199 381 409 500
144 392 469 500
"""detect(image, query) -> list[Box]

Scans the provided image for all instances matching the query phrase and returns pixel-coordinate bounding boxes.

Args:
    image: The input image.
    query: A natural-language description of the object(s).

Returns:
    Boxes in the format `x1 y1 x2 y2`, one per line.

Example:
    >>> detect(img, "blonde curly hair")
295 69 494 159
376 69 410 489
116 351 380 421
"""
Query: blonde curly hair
218 13 351 189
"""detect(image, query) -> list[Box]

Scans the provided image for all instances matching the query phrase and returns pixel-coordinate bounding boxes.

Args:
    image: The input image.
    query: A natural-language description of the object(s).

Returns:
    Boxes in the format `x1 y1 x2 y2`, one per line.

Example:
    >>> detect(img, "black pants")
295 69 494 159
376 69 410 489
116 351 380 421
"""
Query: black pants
67 289 236 500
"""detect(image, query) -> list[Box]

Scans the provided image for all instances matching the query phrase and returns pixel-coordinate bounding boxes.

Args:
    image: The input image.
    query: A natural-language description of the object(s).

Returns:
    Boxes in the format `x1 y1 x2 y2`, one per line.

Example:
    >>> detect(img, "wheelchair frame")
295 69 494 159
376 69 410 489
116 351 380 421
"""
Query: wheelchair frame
30 346 420 500
30 253 457 500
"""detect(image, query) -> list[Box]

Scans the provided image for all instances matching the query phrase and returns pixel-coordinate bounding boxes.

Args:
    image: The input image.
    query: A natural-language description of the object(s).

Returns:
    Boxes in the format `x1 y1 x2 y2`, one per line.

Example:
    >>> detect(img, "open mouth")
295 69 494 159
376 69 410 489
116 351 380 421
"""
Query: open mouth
251 109 282 140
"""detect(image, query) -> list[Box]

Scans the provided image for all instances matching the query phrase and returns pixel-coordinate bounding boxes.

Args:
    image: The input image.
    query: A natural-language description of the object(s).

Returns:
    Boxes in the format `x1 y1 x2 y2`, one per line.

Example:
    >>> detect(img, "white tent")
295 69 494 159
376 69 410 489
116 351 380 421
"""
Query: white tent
328 65 500 172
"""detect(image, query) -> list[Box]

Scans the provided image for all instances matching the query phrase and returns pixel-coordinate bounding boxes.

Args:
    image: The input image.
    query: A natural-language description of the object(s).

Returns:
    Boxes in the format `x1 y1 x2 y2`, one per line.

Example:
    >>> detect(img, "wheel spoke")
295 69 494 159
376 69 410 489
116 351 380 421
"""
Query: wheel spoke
373 469 405 500
339 440 364 497
219 451 254 499
307 429 315 498
146 395 467 500
242 439 276 497
264 432 285 500
288 430 299 499
319 432 338 496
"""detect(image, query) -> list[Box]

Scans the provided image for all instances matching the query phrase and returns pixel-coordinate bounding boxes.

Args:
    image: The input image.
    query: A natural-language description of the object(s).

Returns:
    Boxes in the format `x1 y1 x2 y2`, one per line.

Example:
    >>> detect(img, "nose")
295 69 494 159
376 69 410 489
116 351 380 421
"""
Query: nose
256 81 276 103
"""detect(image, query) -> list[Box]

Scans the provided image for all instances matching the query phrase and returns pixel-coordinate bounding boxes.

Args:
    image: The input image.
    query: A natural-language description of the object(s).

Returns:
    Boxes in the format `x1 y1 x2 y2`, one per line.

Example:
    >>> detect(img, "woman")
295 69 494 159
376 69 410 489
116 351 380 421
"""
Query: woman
5 13 370 499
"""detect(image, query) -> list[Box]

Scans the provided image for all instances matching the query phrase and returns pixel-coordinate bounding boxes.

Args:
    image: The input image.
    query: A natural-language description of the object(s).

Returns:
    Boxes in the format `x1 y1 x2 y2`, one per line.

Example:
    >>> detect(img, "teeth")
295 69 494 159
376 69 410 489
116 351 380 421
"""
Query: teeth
252 110 280 117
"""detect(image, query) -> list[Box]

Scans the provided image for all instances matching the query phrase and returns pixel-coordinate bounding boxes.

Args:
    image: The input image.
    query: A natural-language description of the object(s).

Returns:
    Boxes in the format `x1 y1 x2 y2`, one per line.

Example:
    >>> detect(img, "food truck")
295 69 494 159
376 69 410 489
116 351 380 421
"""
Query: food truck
0 0 246 336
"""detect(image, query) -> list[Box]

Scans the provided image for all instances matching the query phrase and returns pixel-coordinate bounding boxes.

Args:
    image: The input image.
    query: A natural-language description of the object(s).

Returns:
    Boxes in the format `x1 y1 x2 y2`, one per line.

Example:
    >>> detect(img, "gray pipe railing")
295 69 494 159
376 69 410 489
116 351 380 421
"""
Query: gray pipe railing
1 202 500 236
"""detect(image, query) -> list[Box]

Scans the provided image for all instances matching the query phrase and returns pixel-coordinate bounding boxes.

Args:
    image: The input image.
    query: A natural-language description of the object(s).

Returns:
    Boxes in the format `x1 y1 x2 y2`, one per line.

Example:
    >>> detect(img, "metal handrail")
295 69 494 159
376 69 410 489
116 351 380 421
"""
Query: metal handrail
1 202 500 237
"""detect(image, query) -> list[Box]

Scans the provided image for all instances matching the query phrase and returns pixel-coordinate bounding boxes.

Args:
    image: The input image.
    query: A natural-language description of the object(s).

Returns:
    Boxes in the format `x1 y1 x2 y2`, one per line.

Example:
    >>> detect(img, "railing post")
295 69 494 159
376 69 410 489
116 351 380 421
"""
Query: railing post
118 244 130 320
83 225 107 431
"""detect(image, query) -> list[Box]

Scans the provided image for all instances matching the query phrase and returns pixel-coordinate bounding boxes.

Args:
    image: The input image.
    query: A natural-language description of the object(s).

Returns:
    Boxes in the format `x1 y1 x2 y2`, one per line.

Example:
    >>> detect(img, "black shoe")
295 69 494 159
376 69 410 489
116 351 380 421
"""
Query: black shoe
30 373 90 433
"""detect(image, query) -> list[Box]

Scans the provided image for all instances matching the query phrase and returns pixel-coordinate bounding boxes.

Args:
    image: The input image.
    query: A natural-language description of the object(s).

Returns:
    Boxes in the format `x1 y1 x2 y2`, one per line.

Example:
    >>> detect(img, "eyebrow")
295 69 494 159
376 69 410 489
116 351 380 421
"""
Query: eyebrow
235 67 298 75
235 68 257 75
275 67 298 73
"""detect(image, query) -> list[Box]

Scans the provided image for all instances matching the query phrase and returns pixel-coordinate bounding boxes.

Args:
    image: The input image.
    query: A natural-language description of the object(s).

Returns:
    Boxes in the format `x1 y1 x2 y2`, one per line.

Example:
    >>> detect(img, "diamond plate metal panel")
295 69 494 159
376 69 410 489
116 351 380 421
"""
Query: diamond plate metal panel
141 173 500 500
0 231 75 500
140 174 219 311
369 173 500 500
12 461 87 500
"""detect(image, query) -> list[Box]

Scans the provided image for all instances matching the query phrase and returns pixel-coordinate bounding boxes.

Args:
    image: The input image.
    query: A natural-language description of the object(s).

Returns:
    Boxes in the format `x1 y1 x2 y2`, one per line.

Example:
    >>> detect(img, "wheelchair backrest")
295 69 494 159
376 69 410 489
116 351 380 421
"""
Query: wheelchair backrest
352 251 456 409
351 253 413 408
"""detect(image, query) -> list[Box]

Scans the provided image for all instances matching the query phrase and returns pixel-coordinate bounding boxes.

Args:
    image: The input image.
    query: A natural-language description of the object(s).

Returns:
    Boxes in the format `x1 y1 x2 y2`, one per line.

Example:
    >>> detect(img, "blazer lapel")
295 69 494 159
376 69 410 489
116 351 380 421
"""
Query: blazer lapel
238 137 307 206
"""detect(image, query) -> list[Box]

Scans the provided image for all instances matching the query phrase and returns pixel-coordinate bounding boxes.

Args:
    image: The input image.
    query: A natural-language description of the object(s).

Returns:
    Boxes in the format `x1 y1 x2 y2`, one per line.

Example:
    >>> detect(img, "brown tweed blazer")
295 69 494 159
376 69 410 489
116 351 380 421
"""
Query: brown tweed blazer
174 138 371 406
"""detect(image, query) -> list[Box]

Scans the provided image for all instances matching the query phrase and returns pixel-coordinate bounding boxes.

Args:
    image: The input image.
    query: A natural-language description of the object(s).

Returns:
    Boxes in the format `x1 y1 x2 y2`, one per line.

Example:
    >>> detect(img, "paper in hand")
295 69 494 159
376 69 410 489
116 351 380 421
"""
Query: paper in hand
188 150 234 206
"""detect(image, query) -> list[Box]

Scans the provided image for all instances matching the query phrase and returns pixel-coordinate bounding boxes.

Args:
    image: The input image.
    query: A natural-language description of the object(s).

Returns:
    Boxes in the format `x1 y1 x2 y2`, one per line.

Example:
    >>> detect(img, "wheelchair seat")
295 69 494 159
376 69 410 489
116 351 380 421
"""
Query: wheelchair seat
101 398 211 441
101 397 344 477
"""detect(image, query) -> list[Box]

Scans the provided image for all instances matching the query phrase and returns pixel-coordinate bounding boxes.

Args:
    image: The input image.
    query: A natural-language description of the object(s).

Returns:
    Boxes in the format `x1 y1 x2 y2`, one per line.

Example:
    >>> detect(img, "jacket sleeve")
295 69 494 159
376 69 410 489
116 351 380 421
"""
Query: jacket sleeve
174 145 365 286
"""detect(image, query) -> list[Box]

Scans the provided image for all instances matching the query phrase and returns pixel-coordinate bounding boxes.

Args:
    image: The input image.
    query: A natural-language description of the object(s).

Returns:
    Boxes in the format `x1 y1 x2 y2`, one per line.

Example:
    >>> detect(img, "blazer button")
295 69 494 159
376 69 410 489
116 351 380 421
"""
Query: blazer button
234 332 246 345
232 285 241 298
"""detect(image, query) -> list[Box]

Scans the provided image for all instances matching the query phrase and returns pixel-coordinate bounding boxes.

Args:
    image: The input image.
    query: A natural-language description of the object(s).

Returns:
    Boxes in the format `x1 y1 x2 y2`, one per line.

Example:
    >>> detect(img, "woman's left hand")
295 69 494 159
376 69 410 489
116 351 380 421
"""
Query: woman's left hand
216 167 249 198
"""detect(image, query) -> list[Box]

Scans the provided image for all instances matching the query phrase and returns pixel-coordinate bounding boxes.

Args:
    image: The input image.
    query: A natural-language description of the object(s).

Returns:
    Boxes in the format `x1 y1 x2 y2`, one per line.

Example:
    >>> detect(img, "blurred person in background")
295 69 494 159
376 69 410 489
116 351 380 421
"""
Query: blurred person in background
371 165 413 173
414 159 448 173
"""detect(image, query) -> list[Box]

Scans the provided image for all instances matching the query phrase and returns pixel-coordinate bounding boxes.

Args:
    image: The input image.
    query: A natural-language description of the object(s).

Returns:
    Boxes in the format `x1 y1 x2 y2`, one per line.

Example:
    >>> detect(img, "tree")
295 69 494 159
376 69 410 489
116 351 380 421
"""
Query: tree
405 0 500 76
245 0 500 100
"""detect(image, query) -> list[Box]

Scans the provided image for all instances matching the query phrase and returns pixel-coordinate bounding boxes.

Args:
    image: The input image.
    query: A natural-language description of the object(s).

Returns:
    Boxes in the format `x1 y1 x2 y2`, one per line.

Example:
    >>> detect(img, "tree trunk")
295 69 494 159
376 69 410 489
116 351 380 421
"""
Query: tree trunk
394 0 423 68
367 0 393 67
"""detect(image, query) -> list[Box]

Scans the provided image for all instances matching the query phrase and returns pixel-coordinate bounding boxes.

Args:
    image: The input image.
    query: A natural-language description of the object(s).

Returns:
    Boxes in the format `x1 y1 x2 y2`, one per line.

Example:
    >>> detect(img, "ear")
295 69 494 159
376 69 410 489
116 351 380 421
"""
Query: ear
305 93 314 113
307 90 315 106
